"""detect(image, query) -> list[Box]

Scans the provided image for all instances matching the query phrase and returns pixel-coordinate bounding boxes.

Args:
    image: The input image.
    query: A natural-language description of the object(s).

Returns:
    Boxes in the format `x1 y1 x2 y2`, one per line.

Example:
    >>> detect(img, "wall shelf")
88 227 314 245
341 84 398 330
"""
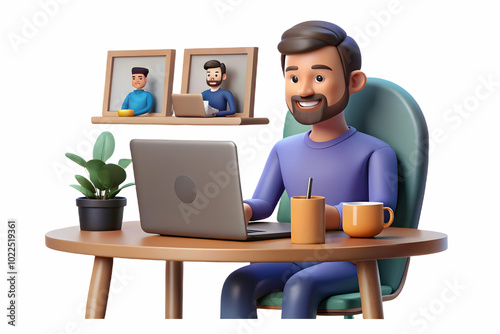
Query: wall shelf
91 116 269 126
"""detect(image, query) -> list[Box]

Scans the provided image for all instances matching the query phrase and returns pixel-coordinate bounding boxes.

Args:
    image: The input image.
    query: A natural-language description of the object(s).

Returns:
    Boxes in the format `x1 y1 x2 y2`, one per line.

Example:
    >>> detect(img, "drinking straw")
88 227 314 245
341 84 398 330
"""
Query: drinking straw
306 177 313 199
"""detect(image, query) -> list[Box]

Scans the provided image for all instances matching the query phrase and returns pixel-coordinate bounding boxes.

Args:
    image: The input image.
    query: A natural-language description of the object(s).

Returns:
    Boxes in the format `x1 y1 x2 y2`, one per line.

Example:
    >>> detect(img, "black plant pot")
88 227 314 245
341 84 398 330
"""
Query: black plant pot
76 197 127 231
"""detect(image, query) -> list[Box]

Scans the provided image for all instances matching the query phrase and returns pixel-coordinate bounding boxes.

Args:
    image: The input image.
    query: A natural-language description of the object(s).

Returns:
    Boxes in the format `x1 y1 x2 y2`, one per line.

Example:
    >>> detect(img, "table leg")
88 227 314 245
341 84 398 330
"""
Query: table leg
165 261 183 319
356 260 384 319
86 256 113 319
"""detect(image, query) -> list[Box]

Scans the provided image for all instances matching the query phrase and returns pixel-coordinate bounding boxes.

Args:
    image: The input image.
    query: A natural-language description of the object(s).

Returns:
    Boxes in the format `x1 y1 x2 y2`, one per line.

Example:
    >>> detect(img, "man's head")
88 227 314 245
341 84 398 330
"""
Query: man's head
278 21 366 125
204 60 227 89
131 67 149 90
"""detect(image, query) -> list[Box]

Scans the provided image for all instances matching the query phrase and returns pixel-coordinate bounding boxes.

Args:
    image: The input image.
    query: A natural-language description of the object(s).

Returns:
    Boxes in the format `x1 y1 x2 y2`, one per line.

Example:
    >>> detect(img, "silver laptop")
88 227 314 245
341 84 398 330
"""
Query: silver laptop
172 94 217 117
130 139 291 241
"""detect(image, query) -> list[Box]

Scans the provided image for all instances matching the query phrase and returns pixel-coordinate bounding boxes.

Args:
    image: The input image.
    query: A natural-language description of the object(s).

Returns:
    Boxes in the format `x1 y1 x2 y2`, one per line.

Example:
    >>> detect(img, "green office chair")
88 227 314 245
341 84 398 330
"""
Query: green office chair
257 77 429 317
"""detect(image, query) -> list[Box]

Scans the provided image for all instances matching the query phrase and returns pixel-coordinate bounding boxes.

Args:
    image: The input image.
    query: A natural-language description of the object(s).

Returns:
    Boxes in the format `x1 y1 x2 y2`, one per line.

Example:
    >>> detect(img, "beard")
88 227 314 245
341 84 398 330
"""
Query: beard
289 89 349 125
206 79 222 88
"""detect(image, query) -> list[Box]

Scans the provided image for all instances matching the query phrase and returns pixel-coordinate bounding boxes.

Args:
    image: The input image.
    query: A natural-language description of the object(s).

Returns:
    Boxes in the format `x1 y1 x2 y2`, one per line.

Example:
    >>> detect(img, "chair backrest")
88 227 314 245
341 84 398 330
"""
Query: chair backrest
276 77 429 292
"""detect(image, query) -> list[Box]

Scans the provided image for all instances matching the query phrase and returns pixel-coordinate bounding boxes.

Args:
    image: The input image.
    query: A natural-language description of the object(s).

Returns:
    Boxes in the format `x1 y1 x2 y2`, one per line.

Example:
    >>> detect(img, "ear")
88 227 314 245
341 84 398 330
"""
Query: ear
349 70 366 94
222 74 227 81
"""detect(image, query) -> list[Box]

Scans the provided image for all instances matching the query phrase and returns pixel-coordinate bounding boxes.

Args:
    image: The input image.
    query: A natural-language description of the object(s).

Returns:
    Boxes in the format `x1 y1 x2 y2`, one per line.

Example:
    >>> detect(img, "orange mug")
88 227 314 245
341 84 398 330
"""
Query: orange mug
291 196 325 244
342 202 394 238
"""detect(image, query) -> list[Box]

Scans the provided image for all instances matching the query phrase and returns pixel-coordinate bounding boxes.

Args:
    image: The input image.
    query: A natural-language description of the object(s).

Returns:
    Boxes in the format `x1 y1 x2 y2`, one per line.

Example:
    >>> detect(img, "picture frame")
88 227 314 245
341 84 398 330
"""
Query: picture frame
181 47 258 118
101 49 176 117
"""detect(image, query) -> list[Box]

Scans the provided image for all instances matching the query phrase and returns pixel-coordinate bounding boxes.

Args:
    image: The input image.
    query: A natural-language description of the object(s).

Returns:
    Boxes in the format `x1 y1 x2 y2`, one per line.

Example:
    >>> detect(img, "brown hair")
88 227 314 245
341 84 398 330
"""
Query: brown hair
204 60 226 75
278 21 361 84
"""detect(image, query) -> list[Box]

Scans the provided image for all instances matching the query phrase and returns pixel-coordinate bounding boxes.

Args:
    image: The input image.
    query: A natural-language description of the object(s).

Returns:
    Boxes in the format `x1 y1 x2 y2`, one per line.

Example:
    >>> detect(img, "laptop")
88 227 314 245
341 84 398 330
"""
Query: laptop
130 139 291 241
172 94 218 117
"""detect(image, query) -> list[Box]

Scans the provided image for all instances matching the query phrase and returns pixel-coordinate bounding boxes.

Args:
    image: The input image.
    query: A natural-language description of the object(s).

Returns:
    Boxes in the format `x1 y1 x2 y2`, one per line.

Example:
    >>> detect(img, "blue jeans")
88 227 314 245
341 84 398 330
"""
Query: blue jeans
220 261 359 319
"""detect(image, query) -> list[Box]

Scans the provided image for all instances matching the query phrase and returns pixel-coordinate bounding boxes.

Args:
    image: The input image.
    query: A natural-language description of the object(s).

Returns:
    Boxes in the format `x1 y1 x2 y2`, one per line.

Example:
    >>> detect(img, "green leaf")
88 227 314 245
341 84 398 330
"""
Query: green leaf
97 169 112 189
86 159 105 172
75 175 96 195
107 182 135 199
86 159 105 190
93 132 115 162
118 159 132 169
69 184 96 198
65 153 86 167
98 164 127 189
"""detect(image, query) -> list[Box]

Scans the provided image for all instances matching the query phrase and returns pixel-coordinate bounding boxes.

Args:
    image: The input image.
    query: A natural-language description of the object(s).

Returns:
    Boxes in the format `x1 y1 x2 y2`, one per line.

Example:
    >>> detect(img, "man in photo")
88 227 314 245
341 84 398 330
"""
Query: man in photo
120 67 153 116
202 60 236 117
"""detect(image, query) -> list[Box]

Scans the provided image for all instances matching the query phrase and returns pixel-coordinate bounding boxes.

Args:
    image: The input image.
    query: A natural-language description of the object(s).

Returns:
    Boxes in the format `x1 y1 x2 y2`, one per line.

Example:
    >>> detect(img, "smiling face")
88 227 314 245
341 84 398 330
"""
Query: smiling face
284 46 349 125
206 67 226 88
132 74 147 90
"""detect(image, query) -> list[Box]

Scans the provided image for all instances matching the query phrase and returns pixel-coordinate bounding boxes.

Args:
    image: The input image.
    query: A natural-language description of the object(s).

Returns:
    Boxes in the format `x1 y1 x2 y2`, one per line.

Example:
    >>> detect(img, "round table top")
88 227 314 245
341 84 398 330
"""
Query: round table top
45 221 447 263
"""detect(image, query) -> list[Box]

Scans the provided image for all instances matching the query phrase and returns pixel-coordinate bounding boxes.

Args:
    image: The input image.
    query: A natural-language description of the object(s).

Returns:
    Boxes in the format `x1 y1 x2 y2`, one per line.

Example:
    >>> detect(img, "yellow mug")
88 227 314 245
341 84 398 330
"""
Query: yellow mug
118 109 134 117
291 196 325 244
342 202 394 238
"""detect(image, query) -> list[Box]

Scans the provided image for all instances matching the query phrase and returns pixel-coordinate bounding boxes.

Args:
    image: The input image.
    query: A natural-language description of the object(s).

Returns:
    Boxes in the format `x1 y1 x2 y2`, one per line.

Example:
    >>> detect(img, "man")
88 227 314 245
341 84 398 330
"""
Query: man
120 67 153 116
202 60 236 116
220 21 398 319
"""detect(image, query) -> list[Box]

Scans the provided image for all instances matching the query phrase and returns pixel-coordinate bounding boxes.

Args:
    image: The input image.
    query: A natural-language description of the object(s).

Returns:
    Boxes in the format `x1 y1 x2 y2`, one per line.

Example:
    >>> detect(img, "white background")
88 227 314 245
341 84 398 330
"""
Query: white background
1 0 499 333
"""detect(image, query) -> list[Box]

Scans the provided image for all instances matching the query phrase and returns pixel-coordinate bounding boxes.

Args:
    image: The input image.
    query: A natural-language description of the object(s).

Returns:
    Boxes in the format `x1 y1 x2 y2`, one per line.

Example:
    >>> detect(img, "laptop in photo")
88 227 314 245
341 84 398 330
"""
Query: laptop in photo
130 139 291 241
171 94 218 117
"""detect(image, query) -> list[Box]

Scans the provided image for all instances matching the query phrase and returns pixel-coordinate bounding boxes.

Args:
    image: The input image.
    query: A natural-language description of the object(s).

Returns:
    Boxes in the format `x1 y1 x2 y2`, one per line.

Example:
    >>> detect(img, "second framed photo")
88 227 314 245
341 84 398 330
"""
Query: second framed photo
181 47 258 118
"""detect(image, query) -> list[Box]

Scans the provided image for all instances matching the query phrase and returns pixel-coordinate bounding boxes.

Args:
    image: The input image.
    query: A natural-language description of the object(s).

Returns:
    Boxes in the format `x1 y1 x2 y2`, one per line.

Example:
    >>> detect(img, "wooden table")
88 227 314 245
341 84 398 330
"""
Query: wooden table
45 221 447 319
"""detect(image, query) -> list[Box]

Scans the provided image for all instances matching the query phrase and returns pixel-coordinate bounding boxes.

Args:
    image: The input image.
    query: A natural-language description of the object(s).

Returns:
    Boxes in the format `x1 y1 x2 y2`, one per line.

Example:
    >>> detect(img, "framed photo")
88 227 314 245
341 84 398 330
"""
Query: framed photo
102 49 176 117
181 47 258 118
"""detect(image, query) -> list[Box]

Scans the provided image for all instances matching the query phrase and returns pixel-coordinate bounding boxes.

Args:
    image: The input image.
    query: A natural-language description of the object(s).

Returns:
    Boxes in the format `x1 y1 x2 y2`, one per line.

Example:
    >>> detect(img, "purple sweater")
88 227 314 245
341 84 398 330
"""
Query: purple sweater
244 127 398 226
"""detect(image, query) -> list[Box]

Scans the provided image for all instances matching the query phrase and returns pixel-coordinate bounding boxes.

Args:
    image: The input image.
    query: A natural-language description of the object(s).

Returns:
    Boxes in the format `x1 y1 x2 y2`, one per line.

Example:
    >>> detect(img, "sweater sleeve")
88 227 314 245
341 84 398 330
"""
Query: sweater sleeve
243 144 285 220
368 146 398 218
215 90 237 117
121 93 131 109
336 146 398 229
225 90 236 113
134 92 153 116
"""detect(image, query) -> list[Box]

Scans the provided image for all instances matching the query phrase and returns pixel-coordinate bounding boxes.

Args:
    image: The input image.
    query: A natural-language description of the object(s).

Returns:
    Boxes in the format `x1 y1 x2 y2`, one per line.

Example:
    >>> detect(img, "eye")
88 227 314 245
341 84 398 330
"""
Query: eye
291 75 298 83
315 75 324 83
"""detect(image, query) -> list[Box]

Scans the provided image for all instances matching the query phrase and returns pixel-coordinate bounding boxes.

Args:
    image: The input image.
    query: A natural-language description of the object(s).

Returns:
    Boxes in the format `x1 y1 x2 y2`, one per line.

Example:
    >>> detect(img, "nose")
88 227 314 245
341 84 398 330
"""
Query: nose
298 80 314 98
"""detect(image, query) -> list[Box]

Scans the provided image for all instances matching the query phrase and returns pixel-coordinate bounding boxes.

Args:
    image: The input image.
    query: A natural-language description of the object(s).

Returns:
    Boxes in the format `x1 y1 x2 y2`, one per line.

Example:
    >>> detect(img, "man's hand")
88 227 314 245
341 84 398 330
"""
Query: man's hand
243 203 253 226
325 205 340 230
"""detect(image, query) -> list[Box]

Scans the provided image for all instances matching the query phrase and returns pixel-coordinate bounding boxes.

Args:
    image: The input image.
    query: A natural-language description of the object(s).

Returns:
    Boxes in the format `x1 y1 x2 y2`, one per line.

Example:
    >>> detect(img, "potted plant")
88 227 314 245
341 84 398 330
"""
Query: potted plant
66 131 135 231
